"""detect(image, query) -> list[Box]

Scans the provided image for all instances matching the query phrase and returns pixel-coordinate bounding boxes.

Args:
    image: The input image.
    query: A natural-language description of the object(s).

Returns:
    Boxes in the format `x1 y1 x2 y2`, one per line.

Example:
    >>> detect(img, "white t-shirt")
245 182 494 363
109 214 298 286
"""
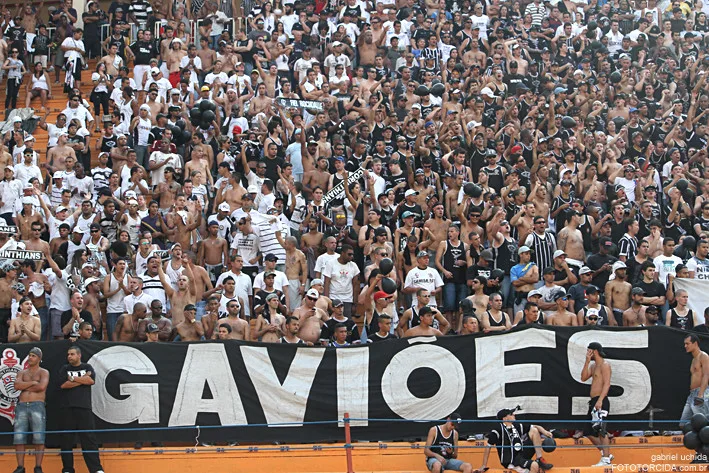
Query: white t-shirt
687 256 709 280
215 271 253 318
323 259 360 303
315 252 339 276
404 266 443 307
653 253 682 287
253 269 289 292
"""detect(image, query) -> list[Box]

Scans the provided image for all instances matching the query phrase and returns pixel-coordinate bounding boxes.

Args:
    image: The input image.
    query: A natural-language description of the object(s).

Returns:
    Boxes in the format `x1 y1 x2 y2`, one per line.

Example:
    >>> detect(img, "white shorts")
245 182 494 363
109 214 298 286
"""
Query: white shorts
134 64 151 91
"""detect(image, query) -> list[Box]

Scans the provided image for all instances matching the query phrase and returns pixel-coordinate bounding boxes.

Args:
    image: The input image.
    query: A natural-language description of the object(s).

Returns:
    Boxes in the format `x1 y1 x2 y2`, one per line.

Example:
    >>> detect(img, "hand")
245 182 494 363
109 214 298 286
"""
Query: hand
443 270 453 279
695 397 705 406
595 400 602 411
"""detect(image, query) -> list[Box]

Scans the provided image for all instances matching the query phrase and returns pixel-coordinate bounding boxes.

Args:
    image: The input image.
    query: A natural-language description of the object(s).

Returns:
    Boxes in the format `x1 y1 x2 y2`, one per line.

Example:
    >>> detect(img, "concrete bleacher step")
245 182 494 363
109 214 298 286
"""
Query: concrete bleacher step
0 437 691 473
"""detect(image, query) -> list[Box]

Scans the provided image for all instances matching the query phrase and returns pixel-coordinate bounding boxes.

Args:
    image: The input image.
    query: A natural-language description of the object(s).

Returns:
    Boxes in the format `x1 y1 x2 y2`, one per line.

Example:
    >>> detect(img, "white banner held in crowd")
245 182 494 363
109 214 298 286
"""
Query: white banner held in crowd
672 278 708 324
276 98 324 111
321 168 365 207
0 250 43 261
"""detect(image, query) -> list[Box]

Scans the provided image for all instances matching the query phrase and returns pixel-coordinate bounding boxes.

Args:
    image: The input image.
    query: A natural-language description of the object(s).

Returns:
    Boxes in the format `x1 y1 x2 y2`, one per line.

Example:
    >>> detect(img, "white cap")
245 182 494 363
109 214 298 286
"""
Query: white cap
4 165 13 172
53 171 65 179
528 289 543 298
612 261 627 272
332 41 343 47
480 87 495 97
218 202 230 212
140 104 151 112
247 184 259 193
467 120 482 129
171 38 183 44
12 117 22 123
150 67 160 75
72 226 86 234
579 266 593 275
84 277 100 286
170 88 180 95
21 197 33 205
306 288 319 299
404 189 418 197
553 250 567 259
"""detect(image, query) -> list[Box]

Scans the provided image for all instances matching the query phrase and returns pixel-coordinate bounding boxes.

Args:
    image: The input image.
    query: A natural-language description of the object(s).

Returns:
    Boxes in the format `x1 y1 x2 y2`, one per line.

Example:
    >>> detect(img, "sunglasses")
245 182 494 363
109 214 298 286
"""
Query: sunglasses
587 316 599 321
307 296 318 301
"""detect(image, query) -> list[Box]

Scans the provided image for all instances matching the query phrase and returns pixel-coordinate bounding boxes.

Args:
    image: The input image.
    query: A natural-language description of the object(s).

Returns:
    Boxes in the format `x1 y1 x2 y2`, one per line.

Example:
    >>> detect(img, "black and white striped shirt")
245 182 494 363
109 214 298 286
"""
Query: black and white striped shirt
128 0 153 24
618 233 638 261
525 231 557 272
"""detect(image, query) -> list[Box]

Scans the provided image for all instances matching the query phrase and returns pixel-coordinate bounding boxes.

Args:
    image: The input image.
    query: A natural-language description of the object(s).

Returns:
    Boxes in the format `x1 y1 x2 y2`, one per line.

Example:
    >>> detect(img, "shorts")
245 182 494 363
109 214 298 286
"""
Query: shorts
205 263 224 286
426 457 466 471
14 401 46 445
584 396 610 437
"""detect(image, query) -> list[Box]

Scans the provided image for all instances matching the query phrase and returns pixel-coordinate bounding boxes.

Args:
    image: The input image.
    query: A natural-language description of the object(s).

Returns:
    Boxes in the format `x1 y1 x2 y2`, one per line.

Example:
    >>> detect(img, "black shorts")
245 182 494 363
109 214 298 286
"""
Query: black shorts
584 396 610 436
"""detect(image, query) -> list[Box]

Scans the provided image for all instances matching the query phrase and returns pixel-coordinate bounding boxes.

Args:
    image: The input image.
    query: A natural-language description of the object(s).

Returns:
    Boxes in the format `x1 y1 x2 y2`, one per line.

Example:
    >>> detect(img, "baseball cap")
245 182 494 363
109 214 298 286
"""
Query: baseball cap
332 299 344 308
264 253 278 262
247 185 259 193
218 202 230 212
612 261 627 272
310 278 324 286
306 288 319 299
150 67 160 75
83 277 100 286
518 246 531 255
528 289 543 298
405 189 419 197
579 266 592 275
553 250 567 258
585 285 599 295
265 293 279 302
402 211 415 219
147 323 159 333
631 287 645 296
479 249 494 262
373 291 390 301
497 408 516 420
416 251 429 258
29 347 42 358
587 342 607 357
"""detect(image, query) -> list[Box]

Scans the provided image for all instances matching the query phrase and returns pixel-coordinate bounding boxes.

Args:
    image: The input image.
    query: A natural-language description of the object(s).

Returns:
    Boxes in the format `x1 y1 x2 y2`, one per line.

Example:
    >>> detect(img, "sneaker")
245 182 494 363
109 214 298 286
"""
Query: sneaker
608 454 614 463
593 457 611 466
200 442 214 447
537 459 554 470
33 467 42 473
12 467 25 473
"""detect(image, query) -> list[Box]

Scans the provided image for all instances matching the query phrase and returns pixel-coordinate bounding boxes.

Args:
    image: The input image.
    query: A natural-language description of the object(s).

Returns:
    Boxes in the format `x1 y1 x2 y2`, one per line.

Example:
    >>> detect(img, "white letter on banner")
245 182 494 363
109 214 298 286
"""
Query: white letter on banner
568 330 650 415
476 328 558 418
337 346 369 427
241 346 325 426
168 344 247 426
89 346 160 424
382 343 465 420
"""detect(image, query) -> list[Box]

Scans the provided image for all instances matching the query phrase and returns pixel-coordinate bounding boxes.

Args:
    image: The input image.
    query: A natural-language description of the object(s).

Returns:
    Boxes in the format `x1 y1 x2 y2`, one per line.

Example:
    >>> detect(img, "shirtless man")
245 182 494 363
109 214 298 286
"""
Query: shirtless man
19 260 50 340
198 221 229 285
0 263 17 342
307 278 332 313
464 276 489 318
184 147 213 188
604 262 632 327
581 342 613 466
15 201 43 241
12 346 49 473
546 292 578 326
214 299 250 340
23 221 50 254
8 297 41 342
113 302 147 342
253 293 286 343
101 43 123 77
404 306 443 337
292 289 329 343
200 296 220 339
82 277 103 336
172 304 205 341
248 83 272 119
623 288 648 327
303 162 331 199
155 167 181 213
166 194 202 250
137 300 172 342
556 211 585 264
165 40 187 83
46 133 76 176
157 255 196 326
277 234 307 309
423 203 450 257
217 172 247 212
682 334 709 426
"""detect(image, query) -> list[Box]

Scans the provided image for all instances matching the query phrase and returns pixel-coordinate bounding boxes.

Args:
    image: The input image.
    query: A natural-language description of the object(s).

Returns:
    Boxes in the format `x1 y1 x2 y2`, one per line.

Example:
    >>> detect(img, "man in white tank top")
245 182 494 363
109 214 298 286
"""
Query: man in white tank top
130 104 153 167
102 258 130 340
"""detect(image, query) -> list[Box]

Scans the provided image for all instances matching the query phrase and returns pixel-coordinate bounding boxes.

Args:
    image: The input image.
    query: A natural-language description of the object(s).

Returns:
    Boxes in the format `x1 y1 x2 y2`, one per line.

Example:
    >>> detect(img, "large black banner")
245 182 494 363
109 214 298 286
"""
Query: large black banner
0 326 698 444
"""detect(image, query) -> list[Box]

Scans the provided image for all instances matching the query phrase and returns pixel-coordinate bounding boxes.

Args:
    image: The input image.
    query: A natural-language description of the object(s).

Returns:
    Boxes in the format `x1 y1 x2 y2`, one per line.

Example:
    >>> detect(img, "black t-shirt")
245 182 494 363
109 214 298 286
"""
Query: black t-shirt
130 40 158 65
368 332 397 342
58 362 96 409
321 316 360 343
60 310 95 339
586 253 617 292
634 280 665 301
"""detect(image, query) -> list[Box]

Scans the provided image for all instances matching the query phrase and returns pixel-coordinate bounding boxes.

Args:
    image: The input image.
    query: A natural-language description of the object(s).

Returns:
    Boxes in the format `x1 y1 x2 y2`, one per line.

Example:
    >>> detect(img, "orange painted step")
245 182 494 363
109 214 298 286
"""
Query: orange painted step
0 437 694 473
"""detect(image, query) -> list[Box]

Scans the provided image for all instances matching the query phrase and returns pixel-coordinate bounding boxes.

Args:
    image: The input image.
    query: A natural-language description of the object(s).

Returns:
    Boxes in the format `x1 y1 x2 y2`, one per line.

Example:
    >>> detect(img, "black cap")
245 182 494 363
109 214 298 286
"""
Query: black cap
543 266 555 275
588 342 607 357
497 408 516 420
585 285 599 295
265 253 278 261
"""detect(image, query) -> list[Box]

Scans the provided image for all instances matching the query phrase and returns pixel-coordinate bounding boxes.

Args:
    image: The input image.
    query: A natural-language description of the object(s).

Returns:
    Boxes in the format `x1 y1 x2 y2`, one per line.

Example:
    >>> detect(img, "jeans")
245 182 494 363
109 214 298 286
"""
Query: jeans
106 312 122 341
59 407 103 473
135 145 149 167
37 306 49 341
195 300 206 321
443 282 468 312
14 401 46 445
681 388 709 426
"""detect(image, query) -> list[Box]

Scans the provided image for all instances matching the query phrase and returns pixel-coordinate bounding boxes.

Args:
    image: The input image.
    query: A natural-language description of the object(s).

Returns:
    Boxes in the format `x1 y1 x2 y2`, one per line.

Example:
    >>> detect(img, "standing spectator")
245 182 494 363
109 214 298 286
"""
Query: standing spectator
58 346 104 473
323 244 360 318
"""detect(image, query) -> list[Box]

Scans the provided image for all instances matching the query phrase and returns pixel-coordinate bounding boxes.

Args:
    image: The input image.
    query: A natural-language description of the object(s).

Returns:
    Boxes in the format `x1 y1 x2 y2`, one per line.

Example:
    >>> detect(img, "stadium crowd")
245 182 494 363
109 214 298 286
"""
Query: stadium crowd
0 0 708 345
